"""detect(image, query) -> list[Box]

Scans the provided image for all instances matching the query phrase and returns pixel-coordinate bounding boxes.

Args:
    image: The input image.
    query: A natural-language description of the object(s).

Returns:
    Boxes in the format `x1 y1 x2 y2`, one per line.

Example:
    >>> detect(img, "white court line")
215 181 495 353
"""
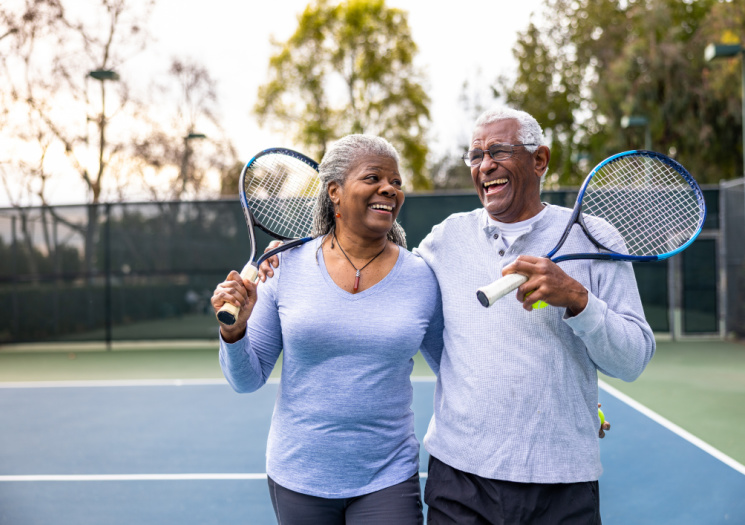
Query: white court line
599 379 745 476
410 376 436 382
0 378 230 388
0 473 267 482
0 472 429 482
0 376 437 388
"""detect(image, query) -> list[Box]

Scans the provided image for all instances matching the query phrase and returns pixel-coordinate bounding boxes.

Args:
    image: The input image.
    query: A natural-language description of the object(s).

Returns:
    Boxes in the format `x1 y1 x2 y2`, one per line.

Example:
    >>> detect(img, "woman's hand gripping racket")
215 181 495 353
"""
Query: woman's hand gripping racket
216 148 321 325
476 150 707 308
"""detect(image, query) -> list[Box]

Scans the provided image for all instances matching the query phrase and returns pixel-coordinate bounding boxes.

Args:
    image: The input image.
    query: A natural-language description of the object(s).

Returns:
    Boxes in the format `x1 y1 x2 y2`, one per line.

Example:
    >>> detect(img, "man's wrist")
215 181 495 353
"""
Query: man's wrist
566 287 589 317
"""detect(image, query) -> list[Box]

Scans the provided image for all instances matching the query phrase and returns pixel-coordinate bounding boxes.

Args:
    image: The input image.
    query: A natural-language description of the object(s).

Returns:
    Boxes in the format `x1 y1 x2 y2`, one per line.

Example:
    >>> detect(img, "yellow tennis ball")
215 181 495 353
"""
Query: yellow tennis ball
598 408 605 427
525 291 548 310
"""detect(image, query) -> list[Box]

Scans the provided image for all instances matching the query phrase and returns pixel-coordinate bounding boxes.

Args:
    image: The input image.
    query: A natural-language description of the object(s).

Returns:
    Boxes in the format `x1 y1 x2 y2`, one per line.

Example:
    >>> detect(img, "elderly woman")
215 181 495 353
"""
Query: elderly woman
211 135 443 524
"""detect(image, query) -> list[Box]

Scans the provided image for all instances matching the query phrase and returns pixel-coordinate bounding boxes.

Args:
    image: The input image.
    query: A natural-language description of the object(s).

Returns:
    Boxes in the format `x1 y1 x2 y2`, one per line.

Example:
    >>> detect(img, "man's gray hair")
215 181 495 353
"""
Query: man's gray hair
311 134 407 248
473 106 546 153
473 106 549 188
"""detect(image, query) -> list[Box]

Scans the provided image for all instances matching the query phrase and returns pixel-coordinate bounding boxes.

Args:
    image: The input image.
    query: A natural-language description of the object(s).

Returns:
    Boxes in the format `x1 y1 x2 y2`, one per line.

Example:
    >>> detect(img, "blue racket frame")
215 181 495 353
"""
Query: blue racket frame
548 150 707 264
238 148 320 267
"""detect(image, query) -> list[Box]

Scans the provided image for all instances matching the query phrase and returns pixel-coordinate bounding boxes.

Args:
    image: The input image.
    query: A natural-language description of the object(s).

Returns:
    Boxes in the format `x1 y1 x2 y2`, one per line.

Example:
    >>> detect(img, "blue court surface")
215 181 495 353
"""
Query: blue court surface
1 378 743 524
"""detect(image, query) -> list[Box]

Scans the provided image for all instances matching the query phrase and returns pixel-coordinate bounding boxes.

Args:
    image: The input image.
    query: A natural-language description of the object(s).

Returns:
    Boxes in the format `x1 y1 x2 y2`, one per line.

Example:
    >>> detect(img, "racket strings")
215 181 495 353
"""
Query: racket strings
244 155 321 238
582 156 702 256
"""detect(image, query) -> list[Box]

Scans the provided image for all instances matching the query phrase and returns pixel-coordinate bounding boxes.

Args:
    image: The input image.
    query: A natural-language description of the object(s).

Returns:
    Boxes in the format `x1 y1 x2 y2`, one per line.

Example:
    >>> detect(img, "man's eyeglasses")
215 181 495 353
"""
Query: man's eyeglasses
462 143 539 167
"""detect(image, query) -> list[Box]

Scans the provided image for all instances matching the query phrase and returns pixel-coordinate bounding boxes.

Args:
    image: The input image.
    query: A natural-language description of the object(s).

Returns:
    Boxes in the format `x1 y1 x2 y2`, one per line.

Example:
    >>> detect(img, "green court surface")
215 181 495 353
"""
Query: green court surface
2 338 744 465
600 339 745 466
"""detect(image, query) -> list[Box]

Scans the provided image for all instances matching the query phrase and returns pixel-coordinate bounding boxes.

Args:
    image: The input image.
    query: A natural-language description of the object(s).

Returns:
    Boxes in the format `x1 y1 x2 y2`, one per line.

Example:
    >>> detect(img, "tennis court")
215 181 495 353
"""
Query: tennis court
1 340 744 524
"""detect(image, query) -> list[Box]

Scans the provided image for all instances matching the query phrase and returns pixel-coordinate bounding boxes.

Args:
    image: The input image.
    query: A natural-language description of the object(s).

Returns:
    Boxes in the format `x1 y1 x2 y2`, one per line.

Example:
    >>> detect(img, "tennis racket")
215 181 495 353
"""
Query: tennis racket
476 150 706 308
216 148 321 325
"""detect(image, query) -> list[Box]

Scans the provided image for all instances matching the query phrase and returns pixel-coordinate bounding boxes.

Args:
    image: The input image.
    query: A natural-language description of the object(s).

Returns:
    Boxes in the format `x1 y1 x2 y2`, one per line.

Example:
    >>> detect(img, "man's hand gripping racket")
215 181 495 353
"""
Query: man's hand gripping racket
216 148 321 325
476 150 706 308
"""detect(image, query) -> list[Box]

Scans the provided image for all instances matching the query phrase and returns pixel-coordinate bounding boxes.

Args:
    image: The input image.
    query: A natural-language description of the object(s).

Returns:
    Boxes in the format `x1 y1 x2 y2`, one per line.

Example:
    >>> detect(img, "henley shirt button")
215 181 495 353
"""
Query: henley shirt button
493 233 499 239
499 250 505 256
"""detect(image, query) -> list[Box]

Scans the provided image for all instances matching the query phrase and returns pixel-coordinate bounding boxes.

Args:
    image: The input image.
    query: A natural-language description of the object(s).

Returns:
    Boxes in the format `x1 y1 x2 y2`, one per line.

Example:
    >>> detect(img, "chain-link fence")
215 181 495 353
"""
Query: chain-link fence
721 179 745 338
0 187 730 345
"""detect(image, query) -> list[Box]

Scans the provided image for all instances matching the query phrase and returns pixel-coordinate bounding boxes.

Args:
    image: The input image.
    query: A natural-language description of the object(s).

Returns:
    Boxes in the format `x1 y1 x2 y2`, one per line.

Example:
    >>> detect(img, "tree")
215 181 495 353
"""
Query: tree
254 0 432 189
0 0 239 283
1 0 237 206
0 0 155 205
130 57 239 201
0 0 158 282
430 75 496 191
499 0 745 186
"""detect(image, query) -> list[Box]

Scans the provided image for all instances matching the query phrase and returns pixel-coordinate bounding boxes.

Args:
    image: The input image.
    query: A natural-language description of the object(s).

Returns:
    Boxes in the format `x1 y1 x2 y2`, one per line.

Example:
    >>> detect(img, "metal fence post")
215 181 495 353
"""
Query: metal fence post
105 203 112 350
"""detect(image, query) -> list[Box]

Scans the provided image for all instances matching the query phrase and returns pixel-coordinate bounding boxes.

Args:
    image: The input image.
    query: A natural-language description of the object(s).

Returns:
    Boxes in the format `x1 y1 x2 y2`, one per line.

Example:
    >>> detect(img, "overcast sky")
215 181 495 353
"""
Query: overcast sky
144 0 545 155
2 0 545 206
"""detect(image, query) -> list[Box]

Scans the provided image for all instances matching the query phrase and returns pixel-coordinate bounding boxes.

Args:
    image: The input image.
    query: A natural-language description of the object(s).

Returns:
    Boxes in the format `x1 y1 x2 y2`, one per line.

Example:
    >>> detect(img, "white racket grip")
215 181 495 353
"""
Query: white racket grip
476 273 528 308
239 262 259 284
216 262 260 326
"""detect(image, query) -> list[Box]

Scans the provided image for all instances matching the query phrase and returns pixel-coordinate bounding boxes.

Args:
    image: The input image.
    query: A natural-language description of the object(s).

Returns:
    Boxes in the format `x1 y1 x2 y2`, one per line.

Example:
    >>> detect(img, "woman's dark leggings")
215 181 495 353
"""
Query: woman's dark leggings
267 473 423 524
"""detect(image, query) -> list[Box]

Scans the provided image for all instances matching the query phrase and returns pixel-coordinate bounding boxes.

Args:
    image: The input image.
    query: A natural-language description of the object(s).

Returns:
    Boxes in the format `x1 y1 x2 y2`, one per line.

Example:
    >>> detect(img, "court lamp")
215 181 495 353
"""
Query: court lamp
705 42 745 175
88 69 120 81
180 132 207 194
620 115 651 151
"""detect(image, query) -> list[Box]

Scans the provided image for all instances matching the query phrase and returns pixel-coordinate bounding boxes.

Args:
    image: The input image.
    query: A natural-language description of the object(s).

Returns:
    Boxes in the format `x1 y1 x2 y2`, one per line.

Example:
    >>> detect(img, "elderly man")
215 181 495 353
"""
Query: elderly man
416 106 654 524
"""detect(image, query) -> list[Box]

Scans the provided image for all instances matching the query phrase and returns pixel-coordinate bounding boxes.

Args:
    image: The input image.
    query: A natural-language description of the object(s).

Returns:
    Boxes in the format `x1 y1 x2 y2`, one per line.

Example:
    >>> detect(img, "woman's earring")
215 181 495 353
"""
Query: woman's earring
335 212 341 218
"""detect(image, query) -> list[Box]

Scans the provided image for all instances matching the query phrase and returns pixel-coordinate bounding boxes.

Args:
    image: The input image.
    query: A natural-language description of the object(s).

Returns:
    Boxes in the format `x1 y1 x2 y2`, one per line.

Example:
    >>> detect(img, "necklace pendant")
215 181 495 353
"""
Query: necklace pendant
333 232 386 294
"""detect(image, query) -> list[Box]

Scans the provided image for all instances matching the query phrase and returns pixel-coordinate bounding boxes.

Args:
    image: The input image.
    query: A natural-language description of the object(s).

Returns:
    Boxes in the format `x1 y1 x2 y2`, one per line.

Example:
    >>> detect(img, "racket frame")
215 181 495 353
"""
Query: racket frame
217 148 320 325
549 150 706 263
476 150 707 307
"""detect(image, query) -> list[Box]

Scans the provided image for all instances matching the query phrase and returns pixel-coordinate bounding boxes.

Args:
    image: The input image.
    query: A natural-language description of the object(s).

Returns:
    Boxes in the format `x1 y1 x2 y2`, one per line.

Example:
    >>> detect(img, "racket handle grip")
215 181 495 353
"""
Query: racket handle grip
216 263 260 326
476 273 528 308
240 263 260 283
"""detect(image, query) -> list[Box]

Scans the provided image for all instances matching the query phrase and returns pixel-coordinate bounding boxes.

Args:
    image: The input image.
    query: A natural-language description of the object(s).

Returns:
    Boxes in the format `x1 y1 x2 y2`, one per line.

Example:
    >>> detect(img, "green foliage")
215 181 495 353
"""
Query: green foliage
254 0 432 189
500 0 745 186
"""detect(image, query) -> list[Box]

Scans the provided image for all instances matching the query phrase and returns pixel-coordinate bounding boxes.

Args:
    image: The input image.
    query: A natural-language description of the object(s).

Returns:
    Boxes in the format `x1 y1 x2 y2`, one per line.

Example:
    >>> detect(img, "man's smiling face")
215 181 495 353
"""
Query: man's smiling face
470 118 546 223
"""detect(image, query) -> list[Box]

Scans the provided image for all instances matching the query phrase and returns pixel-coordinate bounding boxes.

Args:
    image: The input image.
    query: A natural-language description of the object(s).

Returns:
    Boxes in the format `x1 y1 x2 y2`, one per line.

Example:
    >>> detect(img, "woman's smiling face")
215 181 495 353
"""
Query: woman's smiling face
330 154 404 239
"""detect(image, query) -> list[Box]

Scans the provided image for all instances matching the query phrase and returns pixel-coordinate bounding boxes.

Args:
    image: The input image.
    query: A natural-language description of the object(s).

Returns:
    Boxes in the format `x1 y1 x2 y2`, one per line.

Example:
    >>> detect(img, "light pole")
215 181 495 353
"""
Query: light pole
86 69 120 195
620 115 651 151
180 132 207 195
706 43 744 342
705 42 745 176
86 69 119 351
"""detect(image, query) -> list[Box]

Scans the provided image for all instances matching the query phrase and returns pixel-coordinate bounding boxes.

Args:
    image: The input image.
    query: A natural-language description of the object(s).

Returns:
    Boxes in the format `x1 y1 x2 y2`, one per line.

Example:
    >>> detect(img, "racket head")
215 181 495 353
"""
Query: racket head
568 150 706 261
239 148 321 241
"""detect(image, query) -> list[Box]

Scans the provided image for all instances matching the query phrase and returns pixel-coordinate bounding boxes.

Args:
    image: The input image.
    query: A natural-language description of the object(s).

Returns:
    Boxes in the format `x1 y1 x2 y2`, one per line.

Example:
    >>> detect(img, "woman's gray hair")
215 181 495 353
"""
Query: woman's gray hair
473 105 549 188
311 134 407 248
